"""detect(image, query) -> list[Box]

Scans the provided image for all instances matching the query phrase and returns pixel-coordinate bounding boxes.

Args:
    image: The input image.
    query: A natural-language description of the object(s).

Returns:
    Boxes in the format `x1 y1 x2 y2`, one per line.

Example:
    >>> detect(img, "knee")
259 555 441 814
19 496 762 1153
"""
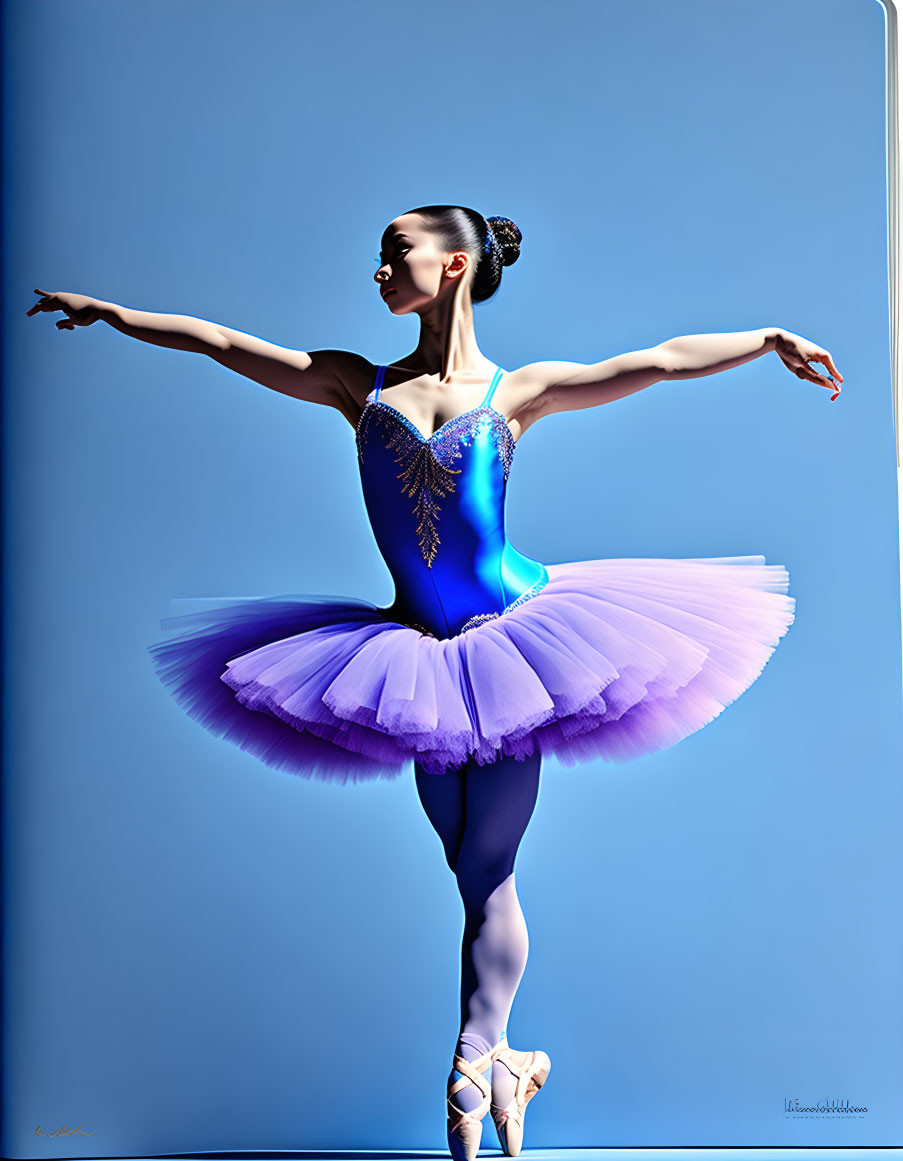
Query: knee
454 837 516 906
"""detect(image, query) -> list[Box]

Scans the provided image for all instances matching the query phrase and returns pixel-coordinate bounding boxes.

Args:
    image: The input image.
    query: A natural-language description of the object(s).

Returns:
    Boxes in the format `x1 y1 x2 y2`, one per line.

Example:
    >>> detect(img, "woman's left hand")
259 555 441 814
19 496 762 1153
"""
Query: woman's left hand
774 330 843 400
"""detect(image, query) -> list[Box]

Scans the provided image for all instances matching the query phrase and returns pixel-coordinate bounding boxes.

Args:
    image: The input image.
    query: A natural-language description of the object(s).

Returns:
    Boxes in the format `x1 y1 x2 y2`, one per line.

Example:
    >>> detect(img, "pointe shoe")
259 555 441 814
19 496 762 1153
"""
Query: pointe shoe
446 1043 495 1161
488 1035 551 1158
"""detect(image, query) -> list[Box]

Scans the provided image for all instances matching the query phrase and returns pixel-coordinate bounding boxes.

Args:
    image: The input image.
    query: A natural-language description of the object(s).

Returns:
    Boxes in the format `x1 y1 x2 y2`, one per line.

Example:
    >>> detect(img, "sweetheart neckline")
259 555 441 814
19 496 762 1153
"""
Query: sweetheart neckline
358 399 518 446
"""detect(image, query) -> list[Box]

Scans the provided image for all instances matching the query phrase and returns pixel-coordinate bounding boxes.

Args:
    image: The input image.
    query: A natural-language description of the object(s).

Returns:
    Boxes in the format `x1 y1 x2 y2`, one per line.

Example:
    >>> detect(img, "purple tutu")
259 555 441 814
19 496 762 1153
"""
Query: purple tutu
147 555 795 784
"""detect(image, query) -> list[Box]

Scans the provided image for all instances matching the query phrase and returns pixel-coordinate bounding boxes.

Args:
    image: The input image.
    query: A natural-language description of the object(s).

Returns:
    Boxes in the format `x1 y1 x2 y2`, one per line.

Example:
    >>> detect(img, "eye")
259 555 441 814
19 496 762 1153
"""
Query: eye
374 246 410 265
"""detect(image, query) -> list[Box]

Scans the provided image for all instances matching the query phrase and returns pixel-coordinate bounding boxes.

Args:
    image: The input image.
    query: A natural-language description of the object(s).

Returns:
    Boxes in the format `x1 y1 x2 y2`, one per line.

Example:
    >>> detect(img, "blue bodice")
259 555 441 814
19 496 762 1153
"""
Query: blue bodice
356 365 549 639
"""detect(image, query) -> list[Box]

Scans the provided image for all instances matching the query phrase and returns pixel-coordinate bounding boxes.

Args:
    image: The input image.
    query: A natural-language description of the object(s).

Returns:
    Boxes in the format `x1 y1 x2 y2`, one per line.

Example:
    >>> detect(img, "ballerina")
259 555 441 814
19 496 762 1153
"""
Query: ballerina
28 203 841 1158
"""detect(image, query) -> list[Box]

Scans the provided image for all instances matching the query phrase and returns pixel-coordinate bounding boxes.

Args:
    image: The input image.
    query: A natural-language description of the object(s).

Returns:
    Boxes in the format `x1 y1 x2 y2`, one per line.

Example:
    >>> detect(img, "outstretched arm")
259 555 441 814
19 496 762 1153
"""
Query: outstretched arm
657 327 842 393
26 289 372 420
506 326 843 437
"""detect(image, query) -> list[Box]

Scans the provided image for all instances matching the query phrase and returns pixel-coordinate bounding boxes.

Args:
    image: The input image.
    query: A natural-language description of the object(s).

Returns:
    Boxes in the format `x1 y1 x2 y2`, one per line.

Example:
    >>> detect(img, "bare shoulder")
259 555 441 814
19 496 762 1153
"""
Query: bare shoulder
306 349 381 424
500 350 666 437
206 331 378 426
498 360 590 437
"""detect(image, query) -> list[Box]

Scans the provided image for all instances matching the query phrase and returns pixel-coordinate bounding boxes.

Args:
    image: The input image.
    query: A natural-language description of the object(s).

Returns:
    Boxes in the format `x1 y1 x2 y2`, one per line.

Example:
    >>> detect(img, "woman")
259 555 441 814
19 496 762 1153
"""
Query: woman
27 204 841 1159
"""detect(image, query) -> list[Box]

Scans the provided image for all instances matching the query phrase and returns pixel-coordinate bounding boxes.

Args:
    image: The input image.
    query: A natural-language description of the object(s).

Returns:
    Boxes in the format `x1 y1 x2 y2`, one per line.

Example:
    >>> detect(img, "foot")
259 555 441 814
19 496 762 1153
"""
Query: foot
488 1036 551 1158
447 1032 494 1161
490 1036 518 1129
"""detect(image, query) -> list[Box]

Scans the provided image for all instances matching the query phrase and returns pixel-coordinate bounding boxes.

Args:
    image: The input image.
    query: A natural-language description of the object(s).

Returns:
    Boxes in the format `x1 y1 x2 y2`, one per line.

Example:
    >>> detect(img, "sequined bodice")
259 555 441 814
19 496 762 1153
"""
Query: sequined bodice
356 365 549 639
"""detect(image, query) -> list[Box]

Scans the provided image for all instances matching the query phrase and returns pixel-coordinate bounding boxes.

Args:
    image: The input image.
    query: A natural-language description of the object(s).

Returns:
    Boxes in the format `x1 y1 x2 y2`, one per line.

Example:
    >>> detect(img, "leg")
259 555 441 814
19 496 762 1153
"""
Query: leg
414 759 467 872
457 750 541 1042
448 751 542 1120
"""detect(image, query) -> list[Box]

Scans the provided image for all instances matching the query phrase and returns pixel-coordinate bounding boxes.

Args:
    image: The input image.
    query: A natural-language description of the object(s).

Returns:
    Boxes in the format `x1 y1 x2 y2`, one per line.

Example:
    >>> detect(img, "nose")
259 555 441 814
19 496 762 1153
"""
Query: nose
374 263 391 284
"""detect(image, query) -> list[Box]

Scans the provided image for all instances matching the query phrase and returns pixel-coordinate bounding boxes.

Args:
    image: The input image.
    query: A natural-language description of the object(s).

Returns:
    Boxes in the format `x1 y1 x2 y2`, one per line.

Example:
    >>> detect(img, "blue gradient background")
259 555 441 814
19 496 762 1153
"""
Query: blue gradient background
3 0 901 1156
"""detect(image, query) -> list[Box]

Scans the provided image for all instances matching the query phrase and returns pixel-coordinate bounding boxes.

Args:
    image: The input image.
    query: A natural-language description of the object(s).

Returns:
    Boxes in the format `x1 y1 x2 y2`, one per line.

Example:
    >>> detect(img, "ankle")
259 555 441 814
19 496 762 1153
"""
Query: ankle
448 1030 494 1118
457 1030 494 1055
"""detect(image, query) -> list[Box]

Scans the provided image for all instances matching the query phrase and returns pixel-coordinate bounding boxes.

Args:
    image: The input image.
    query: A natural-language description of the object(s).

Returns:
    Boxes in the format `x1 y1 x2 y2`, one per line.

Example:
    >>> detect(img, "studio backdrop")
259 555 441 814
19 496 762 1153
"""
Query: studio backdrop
4 0 901 1155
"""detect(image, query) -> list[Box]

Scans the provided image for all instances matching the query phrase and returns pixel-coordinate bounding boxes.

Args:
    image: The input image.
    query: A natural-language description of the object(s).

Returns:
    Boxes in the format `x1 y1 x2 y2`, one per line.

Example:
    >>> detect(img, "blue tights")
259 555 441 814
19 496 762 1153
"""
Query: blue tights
415 751 542 1114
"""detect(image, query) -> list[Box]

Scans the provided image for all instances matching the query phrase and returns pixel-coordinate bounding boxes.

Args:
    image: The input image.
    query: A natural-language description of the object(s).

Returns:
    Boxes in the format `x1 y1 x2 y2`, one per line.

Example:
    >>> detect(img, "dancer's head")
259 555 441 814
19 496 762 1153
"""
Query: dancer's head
375 206 521 314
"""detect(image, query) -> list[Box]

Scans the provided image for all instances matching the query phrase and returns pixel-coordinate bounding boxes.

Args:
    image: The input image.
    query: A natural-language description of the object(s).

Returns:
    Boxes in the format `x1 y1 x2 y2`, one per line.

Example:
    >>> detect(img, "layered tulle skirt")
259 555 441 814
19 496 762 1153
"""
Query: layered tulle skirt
147 555 795 783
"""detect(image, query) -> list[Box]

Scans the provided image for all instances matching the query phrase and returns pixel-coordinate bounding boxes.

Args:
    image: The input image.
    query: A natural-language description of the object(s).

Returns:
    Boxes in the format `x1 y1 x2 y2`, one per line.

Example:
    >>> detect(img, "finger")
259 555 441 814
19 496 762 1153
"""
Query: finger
799 358 835 388
806 368 834 389
811 353 842 382
27 294 57 317
794 364 832 389
56 319 73 330
822 352 843 381
33 288 51 296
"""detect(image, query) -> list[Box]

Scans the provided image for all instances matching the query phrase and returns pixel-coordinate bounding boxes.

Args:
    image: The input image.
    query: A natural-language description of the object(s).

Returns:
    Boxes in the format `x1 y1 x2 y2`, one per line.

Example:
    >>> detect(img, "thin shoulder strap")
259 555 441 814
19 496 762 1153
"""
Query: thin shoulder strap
481 366 505 408
370 364 387 401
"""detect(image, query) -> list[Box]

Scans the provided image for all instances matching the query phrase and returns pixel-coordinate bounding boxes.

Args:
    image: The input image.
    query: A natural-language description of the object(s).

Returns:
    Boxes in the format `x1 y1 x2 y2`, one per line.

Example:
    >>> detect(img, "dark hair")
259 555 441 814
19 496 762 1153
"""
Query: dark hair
404 205 522 303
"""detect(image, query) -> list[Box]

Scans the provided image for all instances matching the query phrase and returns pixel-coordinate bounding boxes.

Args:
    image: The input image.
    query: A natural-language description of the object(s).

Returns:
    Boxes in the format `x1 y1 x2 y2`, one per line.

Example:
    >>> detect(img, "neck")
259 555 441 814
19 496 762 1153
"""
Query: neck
403 281 494 382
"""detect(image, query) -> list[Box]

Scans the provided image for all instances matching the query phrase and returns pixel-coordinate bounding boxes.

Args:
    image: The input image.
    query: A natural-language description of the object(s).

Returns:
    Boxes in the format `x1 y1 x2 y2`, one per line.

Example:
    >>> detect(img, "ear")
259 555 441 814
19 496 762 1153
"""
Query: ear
444 250 471 281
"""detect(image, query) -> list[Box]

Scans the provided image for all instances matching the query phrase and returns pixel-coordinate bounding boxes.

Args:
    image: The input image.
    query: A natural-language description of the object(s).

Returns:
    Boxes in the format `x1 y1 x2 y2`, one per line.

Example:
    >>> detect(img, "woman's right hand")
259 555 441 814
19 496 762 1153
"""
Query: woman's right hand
26 289 102 329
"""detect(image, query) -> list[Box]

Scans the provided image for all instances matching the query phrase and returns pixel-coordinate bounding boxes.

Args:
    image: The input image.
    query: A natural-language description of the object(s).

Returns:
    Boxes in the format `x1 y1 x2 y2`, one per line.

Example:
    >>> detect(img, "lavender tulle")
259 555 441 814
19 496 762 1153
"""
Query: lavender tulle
147 555 795 784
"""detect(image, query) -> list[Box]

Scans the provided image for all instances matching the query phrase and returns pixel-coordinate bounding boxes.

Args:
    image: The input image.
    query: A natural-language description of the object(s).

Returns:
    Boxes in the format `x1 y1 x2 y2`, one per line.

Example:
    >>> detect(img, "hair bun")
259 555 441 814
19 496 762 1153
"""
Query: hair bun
486 216 522 267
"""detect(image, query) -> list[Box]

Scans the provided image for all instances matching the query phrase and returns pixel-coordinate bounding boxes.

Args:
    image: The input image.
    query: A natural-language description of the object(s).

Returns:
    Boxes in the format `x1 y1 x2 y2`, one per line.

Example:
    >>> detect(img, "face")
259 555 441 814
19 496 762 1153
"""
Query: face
373 213 470 314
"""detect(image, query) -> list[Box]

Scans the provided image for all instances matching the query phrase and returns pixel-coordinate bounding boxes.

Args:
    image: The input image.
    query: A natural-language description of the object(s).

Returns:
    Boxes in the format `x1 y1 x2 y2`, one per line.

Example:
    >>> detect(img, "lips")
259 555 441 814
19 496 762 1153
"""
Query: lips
381 287 396 299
